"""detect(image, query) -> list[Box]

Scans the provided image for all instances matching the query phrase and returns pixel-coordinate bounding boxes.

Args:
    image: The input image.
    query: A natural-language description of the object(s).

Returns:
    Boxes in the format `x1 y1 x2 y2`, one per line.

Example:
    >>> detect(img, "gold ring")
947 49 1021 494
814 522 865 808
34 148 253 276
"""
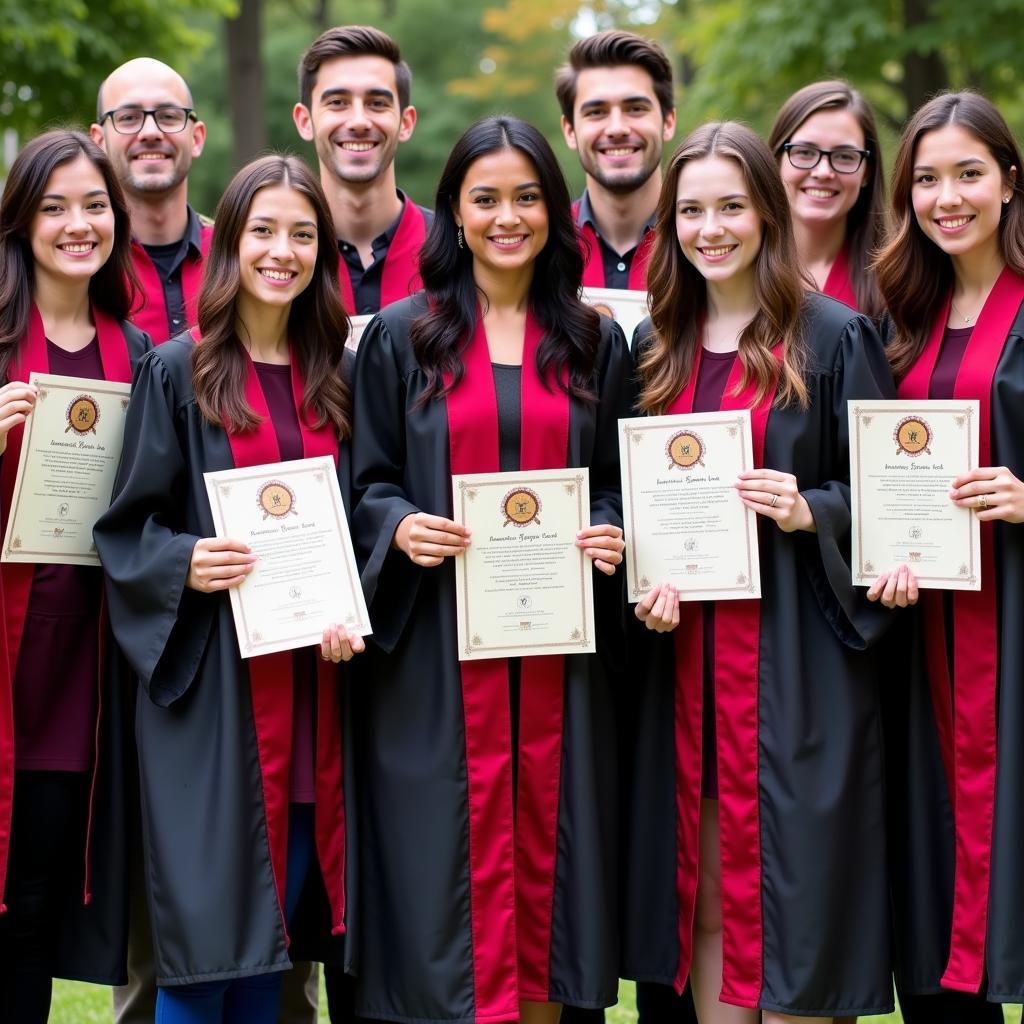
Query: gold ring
770 493 779 508
979 494 989 509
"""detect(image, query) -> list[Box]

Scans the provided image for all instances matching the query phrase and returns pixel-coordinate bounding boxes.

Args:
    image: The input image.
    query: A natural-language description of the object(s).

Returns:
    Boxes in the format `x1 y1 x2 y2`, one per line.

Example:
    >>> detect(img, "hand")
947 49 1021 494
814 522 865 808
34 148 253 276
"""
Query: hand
0 381 38 455
576 523 624 576
635 582 680 632
866 564 919 608
393 512 470 567
950 467 1024 524
736 469 815 533
320 623 365 663
186 537 257 592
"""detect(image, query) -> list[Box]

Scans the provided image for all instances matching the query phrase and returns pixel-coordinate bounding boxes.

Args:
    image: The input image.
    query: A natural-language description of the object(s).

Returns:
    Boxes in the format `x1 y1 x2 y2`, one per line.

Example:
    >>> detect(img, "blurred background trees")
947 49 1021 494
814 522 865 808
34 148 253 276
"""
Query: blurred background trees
4 0 1024 213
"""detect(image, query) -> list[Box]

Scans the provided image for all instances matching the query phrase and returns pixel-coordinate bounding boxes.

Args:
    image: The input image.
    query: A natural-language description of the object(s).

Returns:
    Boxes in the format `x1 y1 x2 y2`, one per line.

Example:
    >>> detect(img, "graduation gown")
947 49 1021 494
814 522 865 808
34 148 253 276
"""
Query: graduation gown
0 310 151 984
92 338 355 986
884 272 1024 1002
349 293 632 1023
620 293 896 1015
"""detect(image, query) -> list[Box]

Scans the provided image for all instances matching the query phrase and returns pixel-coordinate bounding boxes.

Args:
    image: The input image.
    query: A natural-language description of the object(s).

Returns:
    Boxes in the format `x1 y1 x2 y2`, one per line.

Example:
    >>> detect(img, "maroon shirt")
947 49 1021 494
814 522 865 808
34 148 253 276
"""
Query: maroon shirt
254 362 316 804
693 348 738 801
13 338 104 771
929 325 974 401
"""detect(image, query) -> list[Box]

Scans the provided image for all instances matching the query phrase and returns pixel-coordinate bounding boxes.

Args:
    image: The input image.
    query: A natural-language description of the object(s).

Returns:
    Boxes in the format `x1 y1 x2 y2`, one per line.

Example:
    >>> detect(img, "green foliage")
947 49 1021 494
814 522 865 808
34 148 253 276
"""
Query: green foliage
0 0 235 140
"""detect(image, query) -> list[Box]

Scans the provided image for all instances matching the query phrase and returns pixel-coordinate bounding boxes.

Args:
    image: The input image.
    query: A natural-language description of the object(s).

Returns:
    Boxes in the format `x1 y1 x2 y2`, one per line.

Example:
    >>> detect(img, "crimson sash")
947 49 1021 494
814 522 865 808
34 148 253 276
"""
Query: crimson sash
444 312 570 1016
130 223 213 343
822 243 857 310
225 353 348 937
336 200 426 314
0 304 133 910
666 346 779 1006
574 202 652 291
897 266 1024 992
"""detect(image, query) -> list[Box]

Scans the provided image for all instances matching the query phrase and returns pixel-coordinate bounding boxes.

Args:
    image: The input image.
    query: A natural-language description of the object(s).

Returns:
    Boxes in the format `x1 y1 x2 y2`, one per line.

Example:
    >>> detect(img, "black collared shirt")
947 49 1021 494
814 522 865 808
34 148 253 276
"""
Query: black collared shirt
575 190 656 289
337 190 433 315
139 207 204 336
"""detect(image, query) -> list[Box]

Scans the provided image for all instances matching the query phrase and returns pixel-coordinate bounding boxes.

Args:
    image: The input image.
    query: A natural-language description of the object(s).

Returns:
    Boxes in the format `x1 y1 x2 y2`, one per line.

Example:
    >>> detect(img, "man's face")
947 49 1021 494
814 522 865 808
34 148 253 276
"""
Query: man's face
293 55 416 186
562 65 675 195
91 65 205 197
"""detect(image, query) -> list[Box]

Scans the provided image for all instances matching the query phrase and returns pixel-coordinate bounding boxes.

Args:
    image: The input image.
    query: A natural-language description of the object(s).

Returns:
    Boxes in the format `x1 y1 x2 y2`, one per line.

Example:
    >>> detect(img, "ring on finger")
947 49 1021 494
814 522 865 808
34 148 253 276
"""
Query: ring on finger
770 493 779 508
978 493 989 509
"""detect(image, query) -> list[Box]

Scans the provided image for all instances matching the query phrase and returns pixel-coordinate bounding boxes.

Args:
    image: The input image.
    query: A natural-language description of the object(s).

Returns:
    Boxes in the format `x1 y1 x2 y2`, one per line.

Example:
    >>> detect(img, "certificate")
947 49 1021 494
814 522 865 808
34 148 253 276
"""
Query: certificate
452 467 595 660
619 410 760 602
204 455 371 658
850 399 980 590
581 287 650 347
346 314 373 351
2 372 131 566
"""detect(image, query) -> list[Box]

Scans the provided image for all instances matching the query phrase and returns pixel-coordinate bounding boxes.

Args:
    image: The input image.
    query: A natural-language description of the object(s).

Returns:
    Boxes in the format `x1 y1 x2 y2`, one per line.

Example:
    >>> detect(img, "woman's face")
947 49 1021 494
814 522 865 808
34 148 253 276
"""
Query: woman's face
30 153 116 289
237 183 319 309
454 147 550 279
910 122 1014 265
675 155 763 292
779 108 869 232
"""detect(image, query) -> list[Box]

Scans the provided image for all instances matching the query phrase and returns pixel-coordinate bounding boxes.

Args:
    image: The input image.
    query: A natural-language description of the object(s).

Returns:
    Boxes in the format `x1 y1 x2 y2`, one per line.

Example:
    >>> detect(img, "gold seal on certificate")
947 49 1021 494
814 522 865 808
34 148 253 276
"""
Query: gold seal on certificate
619 410 760 602
2 372 132 567
451 467 595 661
580 287 650 347
849 399 981 590
204 455 371 658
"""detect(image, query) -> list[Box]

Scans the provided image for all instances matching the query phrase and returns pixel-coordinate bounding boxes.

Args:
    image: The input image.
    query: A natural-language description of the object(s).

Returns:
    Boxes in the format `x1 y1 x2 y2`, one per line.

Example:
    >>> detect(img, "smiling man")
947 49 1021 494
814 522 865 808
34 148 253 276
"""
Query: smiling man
556 31 676 290
91 58 211 343
293 26 430 316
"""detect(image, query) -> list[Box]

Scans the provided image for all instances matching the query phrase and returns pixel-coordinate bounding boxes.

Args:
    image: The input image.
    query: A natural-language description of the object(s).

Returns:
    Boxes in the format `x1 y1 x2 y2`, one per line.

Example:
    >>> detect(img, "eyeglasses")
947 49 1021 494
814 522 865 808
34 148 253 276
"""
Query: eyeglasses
782 143 870 175
99 106 196 135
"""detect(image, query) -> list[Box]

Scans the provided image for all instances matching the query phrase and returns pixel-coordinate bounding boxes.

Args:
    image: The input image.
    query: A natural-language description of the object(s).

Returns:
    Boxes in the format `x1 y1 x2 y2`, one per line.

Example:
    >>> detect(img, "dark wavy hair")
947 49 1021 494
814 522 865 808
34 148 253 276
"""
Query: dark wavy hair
192 154 351 438
639 121 809 414
298 25 411 110
876 91 1024 381
768 80 887 319
410 115 601 403
0 129 137 381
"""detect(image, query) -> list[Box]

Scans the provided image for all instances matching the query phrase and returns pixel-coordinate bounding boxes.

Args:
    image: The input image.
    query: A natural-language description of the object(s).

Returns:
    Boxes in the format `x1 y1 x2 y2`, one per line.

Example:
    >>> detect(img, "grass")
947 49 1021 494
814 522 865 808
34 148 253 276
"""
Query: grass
47 976 1024 1022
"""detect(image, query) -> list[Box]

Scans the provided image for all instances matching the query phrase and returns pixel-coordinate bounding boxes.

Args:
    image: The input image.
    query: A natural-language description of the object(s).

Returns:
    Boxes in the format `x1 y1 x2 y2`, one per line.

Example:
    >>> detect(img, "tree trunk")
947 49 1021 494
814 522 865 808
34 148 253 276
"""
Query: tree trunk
314 0 330 33
901 0 947 117
225 0 267 169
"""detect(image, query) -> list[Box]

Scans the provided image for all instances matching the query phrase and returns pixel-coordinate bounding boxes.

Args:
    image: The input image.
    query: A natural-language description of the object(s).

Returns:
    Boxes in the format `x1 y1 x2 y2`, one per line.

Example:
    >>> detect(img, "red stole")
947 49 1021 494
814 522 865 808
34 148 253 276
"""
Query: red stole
444 312 570 1016
666 345 779 1006
0 304 132 910
574 202 652 291
225 354 348 937
336 199 426 314
822 243 857 310
897 266 1024 992
130 223 213 343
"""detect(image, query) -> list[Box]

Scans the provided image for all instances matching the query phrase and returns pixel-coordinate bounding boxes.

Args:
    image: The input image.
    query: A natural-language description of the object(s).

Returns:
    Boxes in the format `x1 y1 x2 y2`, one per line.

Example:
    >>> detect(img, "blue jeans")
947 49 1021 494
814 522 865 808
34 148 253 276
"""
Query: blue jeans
155 803 316 1024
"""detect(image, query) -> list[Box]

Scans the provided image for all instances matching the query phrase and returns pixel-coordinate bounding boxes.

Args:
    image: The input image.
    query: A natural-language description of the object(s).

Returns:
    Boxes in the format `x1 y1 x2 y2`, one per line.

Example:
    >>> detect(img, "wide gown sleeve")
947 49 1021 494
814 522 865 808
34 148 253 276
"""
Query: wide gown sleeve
799 313 896 650
350 314 423 652
589 319 632 530
94 349 213 707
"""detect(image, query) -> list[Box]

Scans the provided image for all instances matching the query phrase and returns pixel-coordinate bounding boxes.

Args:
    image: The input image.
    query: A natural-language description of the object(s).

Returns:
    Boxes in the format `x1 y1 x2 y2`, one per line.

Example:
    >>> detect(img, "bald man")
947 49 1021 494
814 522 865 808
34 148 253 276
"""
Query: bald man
91 58 212 342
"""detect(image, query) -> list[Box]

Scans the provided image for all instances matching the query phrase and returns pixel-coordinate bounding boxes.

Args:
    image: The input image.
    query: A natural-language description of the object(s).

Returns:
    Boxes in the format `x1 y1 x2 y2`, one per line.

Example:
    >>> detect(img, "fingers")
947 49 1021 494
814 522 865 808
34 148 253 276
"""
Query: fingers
867 564 919 608
950 467 999 490
737 468 788 483
636 583 680 632
396 512 471 566
320 625 367 663
187 537 257 592
201 536 255 554
577 525 624 569
865 573 889 603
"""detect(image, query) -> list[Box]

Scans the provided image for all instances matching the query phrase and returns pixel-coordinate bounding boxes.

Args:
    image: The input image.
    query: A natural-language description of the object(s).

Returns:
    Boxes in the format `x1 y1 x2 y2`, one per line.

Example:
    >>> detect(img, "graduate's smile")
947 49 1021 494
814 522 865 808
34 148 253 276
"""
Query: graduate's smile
934 214 976 234
696 243 739 263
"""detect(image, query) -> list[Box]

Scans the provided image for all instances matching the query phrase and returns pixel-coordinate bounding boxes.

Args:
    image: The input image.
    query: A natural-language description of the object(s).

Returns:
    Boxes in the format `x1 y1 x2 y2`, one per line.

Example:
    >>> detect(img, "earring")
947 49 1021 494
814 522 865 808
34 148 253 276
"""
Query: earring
1004 195 1012 204
457 226 465 249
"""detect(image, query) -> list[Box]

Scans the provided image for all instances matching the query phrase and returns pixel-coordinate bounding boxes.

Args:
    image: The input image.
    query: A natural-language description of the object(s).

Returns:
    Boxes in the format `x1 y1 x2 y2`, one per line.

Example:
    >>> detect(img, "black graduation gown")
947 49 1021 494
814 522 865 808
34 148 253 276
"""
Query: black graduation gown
0 320 152 985
620 293 897 1015
884 303 1024 1002
93 338 355 986
348 294 632 1023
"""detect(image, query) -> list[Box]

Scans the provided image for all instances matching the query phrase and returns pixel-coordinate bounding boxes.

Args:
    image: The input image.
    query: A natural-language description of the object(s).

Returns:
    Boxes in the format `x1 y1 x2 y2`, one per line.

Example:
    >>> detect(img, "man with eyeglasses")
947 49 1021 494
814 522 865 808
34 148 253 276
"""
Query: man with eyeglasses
91 57 211 343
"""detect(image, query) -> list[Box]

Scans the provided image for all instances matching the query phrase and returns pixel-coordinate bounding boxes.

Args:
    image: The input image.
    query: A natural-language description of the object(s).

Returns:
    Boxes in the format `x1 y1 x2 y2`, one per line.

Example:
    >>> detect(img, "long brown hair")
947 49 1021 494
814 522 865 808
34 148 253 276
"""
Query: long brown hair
768 80 887 319
876 92 1024 381
0 129 137 381
639 121 808 414
192 155 351 438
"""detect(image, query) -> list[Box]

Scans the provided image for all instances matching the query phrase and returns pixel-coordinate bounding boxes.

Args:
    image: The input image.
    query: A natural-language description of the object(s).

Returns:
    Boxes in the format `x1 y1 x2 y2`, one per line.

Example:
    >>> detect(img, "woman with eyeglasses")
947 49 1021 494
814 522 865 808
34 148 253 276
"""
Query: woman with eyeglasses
94 154 360 1024
0 130 151 1021
869 91 1024 1024
768 81 886 319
